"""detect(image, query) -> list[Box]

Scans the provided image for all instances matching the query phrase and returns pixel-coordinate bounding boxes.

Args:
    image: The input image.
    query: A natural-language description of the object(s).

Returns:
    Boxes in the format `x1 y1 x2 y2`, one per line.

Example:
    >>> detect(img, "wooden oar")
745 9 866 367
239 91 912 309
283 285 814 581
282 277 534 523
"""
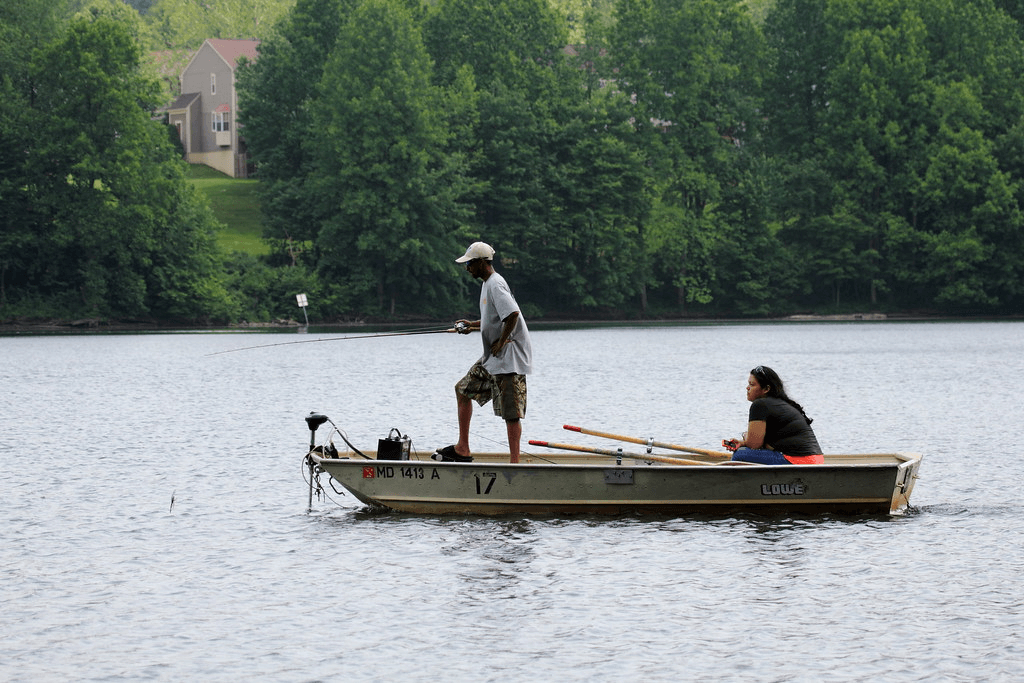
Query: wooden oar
563 424 732 459
529 440 714 466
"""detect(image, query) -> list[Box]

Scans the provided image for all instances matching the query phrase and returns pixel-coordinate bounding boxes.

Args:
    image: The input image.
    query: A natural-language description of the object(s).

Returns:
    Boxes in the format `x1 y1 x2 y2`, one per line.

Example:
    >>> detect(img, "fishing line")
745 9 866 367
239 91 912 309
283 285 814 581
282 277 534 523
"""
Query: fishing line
206 324 457 356
445 423 555 463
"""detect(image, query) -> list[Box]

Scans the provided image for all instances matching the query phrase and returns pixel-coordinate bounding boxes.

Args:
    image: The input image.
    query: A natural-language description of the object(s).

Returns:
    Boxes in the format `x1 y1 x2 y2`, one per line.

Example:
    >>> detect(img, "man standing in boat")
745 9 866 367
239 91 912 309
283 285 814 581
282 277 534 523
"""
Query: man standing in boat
435 241 533 464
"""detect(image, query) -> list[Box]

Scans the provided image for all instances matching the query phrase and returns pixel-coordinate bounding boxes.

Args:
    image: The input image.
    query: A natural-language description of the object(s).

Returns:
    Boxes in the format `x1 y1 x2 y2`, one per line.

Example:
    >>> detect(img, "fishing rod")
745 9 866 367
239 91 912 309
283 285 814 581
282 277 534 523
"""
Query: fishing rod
206 322 467 356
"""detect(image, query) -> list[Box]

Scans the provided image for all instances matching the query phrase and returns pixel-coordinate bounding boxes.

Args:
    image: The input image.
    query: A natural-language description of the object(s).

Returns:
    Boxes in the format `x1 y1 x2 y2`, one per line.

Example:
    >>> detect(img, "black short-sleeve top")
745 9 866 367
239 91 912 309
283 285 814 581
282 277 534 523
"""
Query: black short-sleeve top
748 397 822 457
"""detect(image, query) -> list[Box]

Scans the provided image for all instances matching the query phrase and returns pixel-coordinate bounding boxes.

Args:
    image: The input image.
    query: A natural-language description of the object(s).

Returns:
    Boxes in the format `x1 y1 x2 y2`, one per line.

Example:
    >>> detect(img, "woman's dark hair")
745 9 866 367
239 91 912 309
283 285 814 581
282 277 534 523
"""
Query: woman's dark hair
751 365 813 424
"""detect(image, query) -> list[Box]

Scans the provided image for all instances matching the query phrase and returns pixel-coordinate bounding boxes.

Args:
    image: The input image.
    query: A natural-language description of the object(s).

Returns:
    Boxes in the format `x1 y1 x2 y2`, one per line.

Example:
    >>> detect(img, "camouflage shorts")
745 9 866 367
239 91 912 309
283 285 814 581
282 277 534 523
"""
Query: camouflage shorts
455 360 527 420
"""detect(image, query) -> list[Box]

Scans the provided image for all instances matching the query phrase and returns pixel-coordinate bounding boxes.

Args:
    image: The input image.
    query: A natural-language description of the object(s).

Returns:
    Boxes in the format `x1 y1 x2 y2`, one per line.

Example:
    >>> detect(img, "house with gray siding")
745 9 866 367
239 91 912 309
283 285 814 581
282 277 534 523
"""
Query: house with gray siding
167 39 259 178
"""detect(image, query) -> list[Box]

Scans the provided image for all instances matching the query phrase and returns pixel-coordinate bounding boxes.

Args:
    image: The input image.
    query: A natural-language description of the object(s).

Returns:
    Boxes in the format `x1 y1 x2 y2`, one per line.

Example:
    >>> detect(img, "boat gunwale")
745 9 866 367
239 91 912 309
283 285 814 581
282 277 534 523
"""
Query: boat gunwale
311 452 922 470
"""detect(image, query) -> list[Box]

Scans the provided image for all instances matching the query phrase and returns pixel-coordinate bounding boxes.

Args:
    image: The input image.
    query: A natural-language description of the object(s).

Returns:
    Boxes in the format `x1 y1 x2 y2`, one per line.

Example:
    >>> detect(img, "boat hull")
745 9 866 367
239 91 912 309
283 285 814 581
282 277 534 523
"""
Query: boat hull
310 452 922 516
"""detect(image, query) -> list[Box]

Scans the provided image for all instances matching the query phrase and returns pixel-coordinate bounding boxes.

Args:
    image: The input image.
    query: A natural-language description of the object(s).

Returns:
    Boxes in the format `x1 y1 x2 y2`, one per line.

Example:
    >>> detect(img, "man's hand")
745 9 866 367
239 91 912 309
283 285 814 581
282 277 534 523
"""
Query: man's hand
489 338 509 356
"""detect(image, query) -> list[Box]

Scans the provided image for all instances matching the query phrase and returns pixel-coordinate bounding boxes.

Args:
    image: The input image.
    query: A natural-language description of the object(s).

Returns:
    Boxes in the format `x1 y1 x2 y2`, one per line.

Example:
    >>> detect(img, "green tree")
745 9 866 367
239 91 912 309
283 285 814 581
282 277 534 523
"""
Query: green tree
768 0 1024 311
610 0 768 313
472 84 651 312
0 1 65 307
423 0 568 92
423 0 650 314
73 0 162 46
146 0 296 48
236 0 353 266
2 15 233 320
125 0 158 13
924 0 1024 310
548 0 618 44
312 0 471 315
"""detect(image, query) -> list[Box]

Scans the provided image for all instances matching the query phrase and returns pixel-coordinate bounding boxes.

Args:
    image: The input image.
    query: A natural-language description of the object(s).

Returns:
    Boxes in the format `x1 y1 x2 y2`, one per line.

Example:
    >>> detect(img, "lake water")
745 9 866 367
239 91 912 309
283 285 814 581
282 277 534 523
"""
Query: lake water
2 321 1022 681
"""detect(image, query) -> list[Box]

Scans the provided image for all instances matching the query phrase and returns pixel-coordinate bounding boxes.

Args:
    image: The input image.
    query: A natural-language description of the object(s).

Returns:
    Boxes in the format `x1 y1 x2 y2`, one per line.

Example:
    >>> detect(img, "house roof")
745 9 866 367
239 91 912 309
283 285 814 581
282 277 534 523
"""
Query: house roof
164 91 200 112
206 39 260 69
179 38 261 85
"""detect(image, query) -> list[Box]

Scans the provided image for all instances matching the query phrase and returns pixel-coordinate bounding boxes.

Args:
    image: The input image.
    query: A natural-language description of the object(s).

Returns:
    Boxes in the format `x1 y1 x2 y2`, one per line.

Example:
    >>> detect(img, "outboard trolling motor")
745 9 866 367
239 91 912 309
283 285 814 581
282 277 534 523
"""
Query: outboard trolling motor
306 412 329 452
305 412 330 510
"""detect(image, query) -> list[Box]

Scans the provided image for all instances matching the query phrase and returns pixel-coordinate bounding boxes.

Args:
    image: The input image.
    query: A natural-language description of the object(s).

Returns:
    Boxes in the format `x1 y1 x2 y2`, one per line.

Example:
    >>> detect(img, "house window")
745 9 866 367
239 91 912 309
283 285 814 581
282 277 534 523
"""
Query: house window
211 73 216 94
212 111 230 132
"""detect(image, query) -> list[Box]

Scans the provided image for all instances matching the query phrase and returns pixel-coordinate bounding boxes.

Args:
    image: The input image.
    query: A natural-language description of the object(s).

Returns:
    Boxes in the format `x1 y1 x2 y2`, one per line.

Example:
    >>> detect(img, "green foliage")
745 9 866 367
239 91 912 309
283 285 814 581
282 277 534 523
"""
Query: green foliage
610 0 768 313
231 0 1024 317
764 0 1024 311
7 0 1024 323
145 0 296 48
0 12 235 322
421 0 651 315
424 0 568 92
74 0 162 47
221 252 334 320
313 0 470 316
236 0 352 263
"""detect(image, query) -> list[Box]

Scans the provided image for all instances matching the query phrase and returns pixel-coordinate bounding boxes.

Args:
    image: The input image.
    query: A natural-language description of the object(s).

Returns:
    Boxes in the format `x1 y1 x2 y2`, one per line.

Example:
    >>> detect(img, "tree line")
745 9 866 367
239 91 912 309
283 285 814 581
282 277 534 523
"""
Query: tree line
1 1 236 321
2 0 1023 324
241 0 1024 318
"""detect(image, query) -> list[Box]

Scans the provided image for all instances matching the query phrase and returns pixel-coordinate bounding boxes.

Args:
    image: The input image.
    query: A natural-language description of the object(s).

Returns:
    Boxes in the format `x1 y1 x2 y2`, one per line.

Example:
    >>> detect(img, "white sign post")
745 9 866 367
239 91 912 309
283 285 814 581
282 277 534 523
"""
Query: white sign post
296 293 309 326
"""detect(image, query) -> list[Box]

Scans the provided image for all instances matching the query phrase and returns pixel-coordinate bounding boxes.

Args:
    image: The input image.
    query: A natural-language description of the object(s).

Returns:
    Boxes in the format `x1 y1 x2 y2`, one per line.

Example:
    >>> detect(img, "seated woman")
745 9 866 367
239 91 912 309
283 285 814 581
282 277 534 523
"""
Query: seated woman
726 365 824 465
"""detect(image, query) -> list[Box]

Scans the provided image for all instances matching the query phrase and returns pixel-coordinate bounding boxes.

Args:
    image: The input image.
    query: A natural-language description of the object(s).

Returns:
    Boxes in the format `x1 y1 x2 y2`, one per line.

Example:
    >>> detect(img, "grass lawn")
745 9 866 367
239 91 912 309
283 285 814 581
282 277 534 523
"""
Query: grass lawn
187 164 270 256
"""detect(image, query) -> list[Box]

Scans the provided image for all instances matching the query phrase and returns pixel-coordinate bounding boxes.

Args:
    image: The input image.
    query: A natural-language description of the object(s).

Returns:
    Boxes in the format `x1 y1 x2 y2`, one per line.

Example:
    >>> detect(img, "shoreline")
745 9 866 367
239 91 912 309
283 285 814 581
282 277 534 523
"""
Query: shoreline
1 311 1018 335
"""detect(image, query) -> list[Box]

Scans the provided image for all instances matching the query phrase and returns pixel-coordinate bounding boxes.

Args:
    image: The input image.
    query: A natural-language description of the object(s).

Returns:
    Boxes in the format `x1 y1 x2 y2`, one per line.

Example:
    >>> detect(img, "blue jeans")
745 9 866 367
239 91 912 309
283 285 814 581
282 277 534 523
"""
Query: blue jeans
731 447 790 465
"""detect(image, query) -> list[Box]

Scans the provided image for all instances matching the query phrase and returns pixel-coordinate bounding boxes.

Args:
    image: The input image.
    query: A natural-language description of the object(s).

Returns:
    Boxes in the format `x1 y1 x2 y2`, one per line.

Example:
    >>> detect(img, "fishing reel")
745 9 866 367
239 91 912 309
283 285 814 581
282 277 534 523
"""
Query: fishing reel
455 321 469 333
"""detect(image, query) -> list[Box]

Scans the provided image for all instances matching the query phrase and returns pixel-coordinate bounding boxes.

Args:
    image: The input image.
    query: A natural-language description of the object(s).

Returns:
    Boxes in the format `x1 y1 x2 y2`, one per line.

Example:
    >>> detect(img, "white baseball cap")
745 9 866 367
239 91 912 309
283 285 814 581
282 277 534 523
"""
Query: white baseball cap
455 241 495 263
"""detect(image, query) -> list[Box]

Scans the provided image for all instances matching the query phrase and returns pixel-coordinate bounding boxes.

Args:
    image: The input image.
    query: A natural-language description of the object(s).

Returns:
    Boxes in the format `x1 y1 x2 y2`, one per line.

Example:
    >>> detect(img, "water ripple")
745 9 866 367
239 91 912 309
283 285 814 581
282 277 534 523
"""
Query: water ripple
2 324 1023 681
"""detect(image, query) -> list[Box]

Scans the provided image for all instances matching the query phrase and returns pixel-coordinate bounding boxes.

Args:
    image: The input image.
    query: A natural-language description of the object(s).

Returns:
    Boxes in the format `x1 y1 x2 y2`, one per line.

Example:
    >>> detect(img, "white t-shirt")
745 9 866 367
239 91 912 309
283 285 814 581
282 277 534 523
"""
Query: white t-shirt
479 271 532 376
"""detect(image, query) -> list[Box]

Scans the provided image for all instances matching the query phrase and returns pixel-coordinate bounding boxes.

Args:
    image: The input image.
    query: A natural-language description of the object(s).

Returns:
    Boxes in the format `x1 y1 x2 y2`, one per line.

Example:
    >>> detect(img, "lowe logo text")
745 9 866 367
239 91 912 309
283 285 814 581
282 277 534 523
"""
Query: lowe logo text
761 483 806 496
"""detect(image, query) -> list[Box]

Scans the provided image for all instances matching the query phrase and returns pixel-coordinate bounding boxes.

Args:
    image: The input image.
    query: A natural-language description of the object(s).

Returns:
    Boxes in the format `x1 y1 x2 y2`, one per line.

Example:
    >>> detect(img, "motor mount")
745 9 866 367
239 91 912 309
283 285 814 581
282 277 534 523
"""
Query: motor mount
304 412 331 511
